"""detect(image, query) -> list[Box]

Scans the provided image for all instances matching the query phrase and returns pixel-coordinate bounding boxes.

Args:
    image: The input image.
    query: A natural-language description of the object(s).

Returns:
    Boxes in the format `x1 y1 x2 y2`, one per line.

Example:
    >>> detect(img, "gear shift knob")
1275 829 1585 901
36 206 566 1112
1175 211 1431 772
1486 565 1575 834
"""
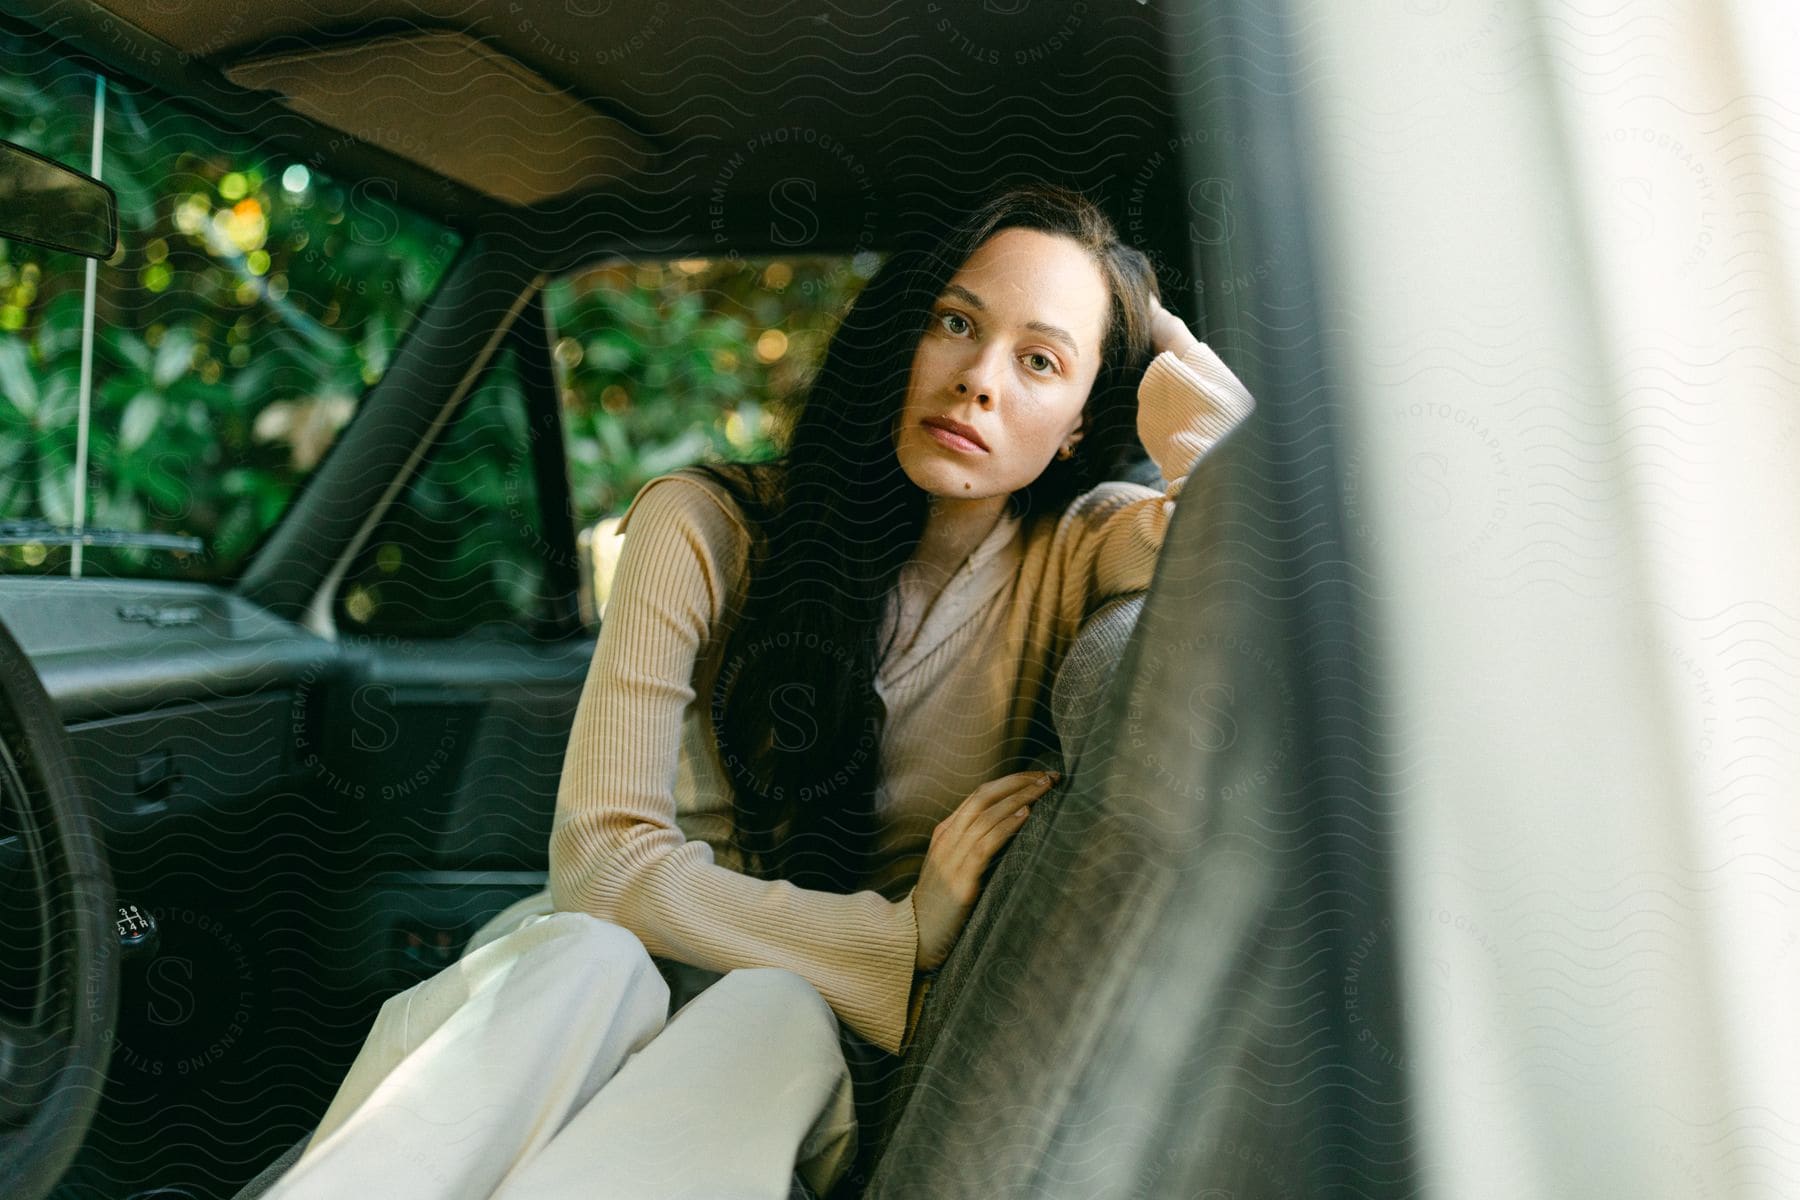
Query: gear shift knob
115 903 158 961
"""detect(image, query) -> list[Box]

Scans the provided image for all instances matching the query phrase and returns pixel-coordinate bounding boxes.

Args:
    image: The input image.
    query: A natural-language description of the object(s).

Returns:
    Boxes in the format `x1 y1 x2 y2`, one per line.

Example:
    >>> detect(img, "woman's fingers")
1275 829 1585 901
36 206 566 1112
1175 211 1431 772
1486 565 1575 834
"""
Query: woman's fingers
967 775 1053 841
947 774 1057 881
936 775 1023 841
919 771 1061 924
976 805 1034 857
944 773 1052 851
957 771 1057 822
1146 298 1197 358
913 773 1061 969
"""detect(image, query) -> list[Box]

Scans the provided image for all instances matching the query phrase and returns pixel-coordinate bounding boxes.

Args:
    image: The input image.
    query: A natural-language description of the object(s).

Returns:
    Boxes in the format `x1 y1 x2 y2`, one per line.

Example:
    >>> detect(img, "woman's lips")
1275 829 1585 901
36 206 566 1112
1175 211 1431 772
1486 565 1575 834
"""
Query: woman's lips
922 418 988 454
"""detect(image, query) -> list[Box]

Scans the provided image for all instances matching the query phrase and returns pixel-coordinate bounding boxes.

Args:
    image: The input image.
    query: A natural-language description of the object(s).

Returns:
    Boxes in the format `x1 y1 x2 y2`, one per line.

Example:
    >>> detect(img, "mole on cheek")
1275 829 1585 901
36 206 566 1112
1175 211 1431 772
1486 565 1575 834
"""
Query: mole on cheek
962 482 971 490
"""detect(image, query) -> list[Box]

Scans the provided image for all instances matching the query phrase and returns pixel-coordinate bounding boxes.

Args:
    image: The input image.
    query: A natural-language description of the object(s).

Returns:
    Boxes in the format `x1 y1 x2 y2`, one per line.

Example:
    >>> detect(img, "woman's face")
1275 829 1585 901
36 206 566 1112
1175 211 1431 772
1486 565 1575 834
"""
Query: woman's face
892 226 1111 502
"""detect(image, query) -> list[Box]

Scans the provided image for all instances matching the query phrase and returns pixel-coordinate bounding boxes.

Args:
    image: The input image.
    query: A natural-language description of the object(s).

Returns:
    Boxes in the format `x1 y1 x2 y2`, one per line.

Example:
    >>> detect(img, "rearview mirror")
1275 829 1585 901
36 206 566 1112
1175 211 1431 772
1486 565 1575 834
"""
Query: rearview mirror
0 139 118 260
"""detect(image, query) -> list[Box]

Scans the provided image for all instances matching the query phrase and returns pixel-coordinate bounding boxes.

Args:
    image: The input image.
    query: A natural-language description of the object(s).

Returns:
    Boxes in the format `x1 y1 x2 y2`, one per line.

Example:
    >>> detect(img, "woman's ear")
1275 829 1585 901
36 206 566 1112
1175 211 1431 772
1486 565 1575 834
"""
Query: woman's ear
1056 422 1086 461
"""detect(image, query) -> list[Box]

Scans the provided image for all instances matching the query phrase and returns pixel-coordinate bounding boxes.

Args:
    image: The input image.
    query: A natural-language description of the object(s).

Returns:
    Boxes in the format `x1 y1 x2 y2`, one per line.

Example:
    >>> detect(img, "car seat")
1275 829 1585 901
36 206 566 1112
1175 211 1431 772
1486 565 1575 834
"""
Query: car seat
231 589 1148 1200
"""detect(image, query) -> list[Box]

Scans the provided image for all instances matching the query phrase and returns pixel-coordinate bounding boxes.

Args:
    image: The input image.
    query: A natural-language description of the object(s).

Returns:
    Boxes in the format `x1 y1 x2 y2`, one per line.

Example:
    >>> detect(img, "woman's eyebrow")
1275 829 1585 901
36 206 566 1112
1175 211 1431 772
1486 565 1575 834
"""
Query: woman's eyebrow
940 283 1082 360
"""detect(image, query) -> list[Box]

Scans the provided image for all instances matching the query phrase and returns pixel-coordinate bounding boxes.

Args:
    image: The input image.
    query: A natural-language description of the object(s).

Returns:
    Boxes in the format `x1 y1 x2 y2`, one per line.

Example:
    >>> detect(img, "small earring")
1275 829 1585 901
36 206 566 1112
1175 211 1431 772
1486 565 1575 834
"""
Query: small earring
1056 443 1076 461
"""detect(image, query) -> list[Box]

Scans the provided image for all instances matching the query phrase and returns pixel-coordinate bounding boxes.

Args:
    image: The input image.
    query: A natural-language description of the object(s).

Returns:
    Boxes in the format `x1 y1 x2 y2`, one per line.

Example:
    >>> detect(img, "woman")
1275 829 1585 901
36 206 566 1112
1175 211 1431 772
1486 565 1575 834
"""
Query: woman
262 183 1255 1200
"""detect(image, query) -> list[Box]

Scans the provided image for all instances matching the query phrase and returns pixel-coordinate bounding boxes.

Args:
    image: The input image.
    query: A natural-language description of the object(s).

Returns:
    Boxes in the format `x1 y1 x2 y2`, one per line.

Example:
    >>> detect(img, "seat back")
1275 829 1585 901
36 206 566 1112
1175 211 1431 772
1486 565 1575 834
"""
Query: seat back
861 593 1147 1180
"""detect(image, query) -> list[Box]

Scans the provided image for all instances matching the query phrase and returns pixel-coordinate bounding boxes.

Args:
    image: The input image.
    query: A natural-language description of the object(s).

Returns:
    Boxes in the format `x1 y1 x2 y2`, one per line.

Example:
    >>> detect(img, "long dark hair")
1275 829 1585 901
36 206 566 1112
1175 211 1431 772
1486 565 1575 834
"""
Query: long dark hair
696 182 1163 893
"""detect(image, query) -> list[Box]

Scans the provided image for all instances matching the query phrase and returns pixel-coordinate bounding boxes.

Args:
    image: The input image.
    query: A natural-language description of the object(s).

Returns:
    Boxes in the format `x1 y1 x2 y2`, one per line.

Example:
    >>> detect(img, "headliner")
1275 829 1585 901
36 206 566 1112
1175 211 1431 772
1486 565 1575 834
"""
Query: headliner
7 0 1194 270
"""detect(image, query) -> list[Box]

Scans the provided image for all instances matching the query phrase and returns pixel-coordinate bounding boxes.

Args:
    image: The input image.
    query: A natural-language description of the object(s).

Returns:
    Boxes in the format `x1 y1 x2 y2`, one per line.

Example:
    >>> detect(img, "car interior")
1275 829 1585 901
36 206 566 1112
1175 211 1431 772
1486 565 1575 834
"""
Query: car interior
0 4 1353 1194
42 0 1800 1194
3 0 1431 1197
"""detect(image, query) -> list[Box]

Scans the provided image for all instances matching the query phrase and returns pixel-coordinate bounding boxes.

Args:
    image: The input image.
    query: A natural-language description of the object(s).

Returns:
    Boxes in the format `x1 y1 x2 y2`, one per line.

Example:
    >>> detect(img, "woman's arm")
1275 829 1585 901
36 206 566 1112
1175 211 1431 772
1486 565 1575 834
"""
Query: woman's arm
1051 327 1257 613
548 473 923 1054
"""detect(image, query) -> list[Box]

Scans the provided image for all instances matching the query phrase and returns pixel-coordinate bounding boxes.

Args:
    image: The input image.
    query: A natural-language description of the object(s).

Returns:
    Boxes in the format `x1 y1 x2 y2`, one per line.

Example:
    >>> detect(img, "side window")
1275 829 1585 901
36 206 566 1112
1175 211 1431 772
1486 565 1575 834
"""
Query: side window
0 32 460 581
553 256 879 622
334 343 552 639
331 256 878 639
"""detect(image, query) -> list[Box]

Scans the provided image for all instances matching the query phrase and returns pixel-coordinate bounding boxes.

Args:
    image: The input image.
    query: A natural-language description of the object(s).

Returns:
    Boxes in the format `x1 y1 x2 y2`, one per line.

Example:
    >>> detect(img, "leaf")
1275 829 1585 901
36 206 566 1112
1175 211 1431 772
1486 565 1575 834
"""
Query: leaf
36 366 80 429
594 412 630 462
37 453 75 525
212 502 256 560
118 391 163 453
0 431 25 476
567 434 601 466
103 328 152 374
138 460 191 514
34 292 89 360
152 328 197 388
586 332 635 373
638 428 709 476
229 357 276 408
0 339 38 417
359 310 393 376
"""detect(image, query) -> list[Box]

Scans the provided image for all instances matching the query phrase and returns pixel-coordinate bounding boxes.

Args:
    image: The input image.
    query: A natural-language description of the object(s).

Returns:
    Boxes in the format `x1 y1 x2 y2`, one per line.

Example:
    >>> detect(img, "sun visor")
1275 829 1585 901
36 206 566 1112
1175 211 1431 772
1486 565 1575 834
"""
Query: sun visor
225 31 646 207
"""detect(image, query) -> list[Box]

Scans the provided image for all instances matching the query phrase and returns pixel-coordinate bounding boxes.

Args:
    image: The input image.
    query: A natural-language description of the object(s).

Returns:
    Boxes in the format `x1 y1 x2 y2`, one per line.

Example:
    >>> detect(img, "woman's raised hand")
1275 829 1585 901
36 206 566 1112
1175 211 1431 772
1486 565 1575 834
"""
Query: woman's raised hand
1146 296 1203 359
910 769 1060 973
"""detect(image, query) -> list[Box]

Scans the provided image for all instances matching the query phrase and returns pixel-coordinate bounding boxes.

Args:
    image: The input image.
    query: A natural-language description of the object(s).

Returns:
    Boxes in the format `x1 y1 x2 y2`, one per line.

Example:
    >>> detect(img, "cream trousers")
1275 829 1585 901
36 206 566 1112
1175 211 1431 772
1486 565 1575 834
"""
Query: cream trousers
261 910 859 1200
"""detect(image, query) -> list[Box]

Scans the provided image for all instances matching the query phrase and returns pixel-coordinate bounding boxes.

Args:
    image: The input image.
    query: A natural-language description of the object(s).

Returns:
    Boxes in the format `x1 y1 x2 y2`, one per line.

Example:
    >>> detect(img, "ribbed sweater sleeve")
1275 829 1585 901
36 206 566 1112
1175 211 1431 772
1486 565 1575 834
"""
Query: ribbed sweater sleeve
1053 340 1256 611
547 474 923 1054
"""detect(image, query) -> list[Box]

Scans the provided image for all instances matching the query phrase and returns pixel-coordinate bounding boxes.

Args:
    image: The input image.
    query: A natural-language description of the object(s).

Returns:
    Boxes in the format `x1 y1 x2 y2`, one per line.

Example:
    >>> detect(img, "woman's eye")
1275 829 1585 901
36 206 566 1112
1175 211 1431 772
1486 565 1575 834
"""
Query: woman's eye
1024 352 1056 374
940 311 971 335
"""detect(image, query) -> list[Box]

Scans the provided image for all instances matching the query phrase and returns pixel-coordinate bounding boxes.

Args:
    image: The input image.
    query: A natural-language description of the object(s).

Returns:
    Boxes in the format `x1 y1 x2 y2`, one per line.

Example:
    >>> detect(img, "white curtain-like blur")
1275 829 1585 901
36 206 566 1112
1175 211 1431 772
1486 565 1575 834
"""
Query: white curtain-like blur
1288 1 1798 1196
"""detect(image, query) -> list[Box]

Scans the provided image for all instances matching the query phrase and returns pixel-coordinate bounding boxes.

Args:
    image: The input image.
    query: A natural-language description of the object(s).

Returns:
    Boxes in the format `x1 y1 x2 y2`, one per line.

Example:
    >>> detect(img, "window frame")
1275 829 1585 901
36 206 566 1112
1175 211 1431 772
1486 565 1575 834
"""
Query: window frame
513 292 584 639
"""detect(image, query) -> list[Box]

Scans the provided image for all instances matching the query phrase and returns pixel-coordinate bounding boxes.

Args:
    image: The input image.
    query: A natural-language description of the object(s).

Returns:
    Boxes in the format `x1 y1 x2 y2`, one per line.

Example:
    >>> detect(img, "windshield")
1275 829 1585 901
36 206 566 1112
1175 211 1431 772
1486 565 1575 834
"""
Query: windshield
0 30 461 583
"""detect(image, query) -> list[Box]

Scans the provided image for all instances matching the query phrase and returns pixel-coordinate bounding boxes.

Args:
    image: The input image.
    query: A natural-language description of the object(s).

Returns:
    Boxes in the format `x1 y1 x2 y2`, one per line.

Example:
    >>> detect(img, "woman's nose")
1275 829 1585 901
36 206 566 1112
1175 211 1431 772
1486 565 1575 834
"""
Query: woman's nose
954 351 1002 406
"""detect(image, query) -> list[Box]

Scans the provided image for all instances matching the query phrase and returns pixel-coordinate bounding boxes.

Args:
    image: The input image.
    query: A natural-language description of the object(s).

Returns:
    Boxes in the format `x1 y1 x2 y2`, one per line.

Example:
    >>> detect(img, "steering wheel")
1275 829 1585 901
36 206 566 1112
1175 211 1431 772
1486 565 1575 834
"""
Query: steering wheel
0 617 117 1199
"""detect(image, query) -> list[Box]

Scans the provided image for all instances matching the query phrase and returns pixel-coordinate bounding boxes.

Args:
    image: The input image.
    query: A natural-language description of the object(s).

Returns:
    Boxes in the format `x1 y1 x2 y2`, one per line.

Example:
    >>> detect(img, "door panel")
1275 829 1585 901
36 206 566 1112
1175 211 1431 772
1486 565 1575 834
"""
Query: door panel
304 637 592 1001
1 578 590 1197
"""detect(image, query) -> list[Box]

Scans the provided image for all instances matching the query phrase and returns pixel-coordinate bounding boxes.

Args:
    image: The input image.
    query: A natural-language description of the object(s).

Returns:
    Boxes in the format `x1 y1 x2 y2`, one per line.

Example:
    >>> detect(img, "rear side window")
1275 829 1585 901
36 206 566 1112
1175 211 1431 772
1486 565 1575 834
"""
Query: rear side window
331 255 878 638
333 344 553 638
0 32 460 581
557 256 879 623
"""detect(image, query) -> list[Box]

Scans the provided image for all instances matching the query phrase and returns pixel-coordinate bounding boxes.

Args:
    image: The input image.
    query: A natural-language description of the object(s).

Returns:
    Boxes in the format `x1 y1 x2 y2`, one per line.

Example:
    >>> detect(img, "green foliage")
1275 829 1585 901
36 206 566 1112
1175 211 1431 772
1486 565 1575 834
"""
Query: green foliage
331 258 873 637
0 35 459 579
335 349 552 637
0 34 874 624
550 256 872 526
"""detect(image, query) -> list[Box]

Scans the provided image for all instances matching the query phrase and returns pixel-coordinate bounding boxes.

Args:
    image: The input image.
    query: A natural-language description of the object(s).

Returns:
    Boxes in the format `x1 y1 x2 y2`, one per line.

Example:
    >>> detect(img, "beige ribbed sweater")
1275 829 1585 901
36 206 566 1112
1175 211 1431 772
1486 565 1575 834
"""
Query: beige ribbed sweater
547 340 1255 1055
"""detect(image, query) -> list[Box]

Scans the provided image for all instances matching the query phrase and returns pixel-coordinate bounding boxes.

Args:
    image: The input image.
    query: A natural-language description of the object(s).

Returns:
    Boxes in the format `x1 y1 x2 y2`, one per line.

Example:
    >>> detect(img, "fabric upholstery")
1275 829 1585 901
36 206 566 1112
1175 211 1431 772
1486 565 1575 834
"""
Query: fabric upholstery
856 426 1404 1199
857 593 1146 1181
